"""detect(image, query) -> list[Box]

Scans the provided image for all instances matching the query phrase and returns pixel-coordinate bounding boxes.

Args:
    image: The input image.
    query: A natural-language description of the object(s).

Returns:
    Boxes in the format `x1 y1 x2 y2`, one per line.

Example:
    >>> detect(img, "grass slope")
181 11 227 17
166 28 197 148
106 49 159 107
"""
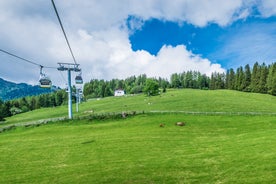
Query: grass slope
0 89 275 183
0 114 275 183
3 89 276 126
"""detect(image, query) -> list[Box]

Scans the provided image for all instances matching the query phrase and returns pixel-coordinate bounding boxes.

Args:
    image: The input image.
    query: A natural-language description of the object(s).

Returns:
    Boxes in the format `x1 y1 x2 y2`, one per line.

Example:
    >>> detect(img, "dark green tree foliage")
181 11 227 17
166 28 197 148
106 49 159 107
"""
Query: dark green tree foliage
170 71 209 89
83 79 111 98
251 62 261 93
144 78 160 96
259 63 269 93
0 99 4 121
0 89 68 120
210 72 225 90
235 67 244 91
170 73 181 88
267 63 276 95
83 75 170 98
243 64 251 92
225 63 275 95
2 101 12 118
226 68 235 90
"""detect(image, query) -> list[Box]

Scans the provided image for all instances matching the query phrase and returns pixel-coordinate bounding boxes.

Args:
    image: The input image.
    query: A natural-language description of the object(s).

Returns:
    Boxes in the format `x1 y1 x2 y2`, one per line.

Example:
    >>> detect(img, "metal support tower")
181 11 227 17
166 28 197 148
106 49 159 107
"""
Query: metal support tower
57 63 81 119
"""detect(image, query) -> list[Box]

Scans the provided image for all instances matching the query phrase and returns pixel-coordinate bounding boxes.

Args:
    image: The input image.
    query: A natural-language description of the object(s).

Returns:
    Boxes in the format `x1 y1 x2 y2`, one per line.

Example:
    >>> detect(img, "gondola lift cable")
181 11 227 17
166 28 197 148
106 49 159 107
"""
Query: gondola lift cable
0 48 54 88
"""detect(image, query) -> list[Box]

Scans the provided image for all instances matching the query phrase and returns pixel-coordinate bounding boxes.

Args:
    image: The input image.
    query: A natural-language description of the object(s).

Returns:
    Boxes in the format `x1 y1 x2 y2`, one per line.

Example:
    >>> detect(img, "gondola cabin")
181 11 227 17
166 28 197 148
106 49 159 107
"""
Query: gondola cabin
39 77 52 88
75 75 83 84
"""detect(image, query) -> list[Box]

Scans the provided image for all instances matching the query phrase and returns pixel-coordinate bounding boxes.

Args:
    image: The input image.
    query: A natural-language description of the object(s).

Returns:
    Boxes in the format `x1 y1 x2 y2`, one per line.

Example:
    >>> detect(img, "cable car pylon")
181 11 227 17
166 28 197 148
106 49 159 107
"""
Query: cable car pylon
57 62 81 119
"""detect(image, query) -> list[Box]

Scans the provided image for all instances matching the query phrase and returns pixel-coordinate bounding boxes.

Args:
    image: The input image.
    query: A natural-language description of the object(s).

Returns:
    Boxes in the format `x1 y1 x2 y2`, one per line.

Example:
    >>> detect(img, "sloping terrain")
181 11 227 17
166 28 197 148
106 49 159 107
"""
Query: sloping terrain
0 89 275 183
0 78 52 101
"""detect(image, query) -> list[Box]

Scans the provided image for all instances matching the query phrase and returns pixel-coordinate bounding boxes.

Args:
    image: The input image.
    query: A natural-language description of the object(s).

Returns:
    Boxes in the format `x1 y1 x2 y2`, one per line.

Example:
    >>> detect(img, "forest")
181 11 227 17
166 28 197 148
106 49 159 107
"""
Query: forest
0 62 275 121
83 62 276 97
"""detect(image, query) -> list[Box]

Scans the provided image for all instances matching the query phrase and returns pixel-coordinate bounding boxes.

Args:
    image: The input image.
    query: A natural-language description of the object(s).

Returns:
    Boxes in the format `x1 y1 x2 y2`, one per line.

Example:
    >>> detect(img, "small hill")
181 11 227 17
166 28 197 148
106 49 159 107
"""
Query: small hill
0 78 53 101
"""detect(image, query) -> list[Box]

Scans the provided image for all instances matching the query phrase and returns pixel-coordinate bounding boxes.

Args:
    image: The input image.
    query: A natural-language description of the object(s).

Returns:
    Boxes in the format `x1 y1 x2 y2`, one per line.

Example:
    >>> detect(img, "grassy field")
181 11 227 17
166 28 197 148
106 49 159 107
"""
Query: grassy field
3 89 276 126
0 89 275 183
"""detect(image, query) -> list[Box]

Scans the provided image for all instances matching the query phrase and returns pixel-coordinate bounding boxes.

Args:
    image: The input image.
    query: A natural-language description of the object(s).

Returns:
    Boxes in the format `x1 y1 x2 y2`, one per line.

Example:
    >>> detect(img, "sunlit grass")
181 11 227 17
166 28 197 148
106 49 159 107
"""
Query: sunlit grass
3 89 276 127
1 89 275 183
0 114 275 183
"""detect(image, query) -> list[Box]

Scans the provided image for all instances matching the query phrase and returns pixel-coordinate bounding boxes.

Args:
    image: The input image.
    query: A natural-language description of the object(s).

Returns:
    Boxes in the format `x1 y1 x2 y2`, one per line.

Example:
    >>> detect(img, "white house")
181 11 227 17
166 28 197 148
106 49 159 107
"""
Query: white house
114 89 125 96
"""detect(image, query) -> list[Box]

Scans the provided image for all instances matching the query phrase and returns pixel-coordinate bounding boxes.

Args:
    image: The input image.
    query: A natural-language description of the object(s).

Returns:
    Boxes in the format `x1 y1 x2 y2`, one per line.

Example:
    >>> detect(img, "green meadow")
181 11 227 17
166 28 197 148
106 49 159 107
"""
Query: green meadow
0 89 275 183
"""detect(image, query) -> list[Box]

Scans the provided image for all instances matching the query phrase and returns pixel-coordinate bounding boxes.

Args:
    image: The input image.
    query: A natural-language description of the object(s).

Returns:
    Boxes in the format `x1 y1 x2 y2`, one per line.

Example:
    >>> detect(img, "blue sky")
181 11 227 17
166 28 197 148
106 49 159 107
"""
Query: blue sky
0 0 276 86
129 16 276 69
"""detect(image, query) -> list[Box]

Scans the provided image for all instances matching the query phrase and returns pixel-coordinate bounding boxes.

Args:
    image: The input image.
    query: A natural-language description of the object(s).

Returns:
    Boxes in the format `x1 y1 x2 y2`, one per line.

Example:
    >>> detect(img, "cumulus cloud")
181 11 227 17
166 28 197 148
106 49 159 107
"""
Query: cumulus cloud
0 0 275 86
258 0 276 17
64 27 225 82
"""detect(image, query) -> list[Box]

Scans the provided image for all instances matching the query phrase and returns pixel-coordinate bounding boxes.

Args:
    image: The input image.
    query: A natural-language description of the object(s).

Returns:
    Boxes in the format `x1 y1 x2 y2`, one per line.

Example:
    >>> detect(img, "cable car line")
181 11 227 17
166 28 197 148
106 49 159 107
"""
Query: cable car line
0 48 56 69
51 0 78 65
0 48 54 88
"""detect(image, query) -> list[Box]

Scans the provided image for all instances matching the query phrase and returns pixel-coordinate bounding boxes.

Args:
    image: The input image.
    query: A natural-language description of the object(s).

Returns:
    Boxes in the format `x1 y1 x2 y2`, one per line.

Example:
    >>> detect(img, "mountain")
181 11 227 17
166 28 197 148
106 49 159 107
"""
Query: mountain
0 78 54 101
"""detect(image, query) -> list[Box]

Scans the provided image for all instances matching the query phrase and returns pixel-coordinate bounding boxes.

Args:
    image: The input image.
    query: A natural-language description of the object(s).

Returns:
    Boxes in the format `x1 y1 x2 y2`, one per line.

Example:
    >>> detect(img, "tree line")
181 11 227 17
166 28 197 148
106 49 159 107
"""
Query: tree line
83 74 169 98
1 62 275 121
82 62 276 97
0 90 69 121
224 62 276 95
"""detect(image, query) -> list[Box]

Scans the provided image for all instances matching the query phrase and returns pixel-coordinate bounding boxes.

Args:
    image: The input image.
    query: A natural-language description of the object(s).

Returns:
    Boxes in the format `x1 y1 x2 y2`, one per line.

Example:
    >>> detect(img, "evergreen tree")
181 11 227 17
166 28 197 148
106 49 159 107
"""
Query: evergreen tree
235 67 244 91
267 63 276 95
2 101 12 117
243 64 251 92
251 62 261 93
198 74 209 89
29 96 37 110
170 73 181 88
228 68 235 90
0 99 4 121
259 63 268 93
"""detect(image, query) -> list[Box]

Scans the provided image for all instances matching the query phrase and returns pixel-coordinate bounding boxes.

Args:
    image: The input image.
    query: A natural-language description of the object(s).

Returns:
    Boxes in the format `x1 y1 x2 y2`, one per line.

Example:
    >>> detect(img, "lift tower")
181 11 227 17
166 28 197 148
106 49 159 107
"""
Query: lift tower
57 63 81 119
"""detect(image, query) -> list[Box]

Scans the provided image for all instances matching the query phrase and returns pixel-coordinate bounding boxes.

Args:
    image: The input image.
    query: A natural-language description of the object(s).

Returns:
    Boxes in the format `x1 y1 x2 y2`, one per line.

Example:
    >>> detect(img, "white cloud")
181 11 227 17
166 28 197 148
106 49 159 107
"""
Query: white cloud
258 0 276 17
1 0 275 87
65 27 225 82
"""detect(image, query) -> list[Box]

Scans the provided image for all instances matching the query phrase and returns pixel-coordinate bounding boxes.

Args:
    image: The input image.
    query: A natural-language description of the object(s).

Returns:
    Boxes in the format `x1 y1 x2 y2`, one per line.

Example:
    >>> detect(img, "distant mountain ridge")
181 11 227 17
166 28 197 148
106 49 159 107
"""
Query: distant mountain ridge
0 78 53 101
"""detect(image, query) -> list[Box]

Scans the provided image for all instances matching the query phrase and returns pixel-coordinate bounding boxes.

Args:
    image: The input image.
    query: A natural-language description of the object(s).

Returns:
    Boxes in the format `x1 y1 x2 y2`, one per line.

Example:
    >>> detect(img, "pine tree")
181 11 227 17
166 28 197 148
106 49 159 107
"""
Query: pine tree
170 73 181 88
267 63 276 95
243 64 251 92
259 63 269 93
226 68 235 90
251 62 261 93
235 67 244 91
0 99 4 121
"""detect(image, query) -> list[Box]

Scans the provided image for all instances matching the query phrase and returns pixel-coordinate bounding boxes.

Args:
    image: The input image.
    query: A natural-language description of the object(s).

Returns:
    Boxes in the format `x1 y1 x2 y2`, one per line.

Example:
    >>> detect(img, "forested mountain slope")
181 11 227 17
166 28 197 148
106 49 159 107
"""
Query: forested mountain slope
0 78 52 101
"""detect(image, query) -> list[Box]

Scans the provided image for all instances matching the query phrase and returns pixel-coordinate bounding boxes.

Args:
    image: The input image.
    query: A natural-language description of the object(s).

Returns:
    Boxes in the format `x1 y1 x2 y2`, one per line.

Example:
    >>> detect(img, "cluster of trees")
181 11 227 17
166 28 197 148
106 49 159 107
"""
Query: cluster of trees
169 62 276 95
224 62 276 95
83 62 276 98
170 71 209 89
83 74 169 98
0 90 68 121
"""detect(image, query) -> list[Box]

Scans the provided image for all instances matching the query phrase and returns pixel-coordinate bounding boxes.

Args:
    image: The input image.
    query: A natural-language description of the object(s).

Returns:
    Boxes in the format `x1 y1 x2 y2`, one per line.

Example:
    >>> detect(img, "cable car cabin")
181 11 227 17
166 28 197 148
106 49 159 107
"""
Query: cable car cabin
75 75 83 84
39 77 52 88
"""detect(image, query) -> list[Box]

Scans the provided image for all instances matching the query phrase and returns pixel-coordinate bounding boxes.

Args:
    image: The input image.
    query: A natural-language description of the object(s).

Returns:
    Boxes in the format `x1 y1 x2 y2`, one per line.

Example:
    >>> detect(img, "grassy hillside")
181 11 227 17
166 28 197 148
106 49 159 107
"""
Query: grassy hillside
3 89 276 126
0 114 275 183
0 89 275 183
